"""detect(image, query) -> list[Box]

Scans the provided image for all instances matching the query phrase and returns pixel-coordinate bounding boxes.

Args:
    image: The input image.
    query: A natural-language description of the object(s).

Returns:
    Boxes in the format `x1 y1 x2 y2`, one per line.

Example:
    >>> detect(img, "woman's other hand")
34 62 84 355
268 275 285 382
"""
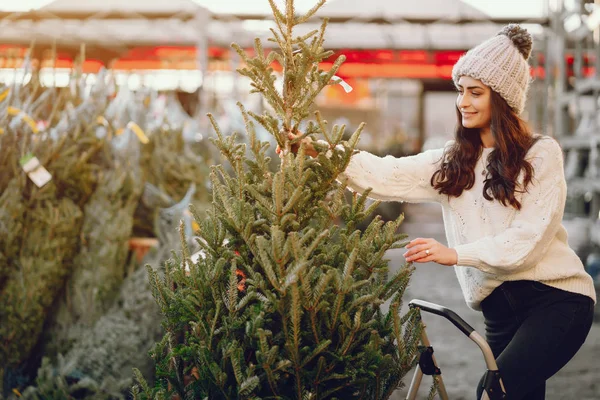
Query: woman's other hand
404 238 458 266
276 132 318 158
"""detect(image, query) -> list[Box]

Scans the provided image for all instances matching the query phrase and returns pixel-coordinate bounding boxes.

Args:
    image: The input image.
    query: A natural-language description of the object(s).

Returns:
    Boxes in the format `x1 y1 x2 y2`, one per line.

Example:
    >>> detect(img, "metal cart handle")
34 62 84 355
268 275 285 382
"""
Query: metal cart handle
408 299 506 400
409 299 474 337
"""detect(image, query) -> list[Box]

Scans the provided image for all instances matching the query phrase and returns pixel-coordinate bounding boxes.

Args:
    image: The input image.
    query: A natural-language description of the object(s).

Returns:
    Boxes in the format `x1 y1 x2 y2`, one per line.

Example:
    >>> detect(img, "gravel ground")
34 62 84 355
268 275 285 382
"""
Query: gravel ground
383 203 600 400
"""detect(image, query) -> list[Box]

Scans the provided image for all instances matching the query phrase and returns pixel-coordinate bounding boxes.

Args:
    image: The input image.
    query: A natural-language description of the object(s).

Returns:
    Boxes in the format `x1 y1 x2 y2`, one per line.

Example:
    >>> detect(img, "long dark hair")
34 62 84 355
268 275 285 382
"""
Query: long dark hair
431 90 540 210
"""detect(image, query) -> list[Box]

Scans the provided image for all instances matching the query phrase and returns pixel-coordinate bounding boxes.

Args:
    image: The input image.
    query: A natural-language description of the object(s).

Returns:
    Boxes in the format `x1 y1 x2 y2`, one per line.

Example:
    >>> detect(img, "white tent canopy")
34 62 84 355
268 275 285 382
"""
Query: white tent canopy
202 0 548 25
0 19 209 47
0 0 547 50
223 20 509 50
41 0 202 16
0 0 211 50
317 0 487 21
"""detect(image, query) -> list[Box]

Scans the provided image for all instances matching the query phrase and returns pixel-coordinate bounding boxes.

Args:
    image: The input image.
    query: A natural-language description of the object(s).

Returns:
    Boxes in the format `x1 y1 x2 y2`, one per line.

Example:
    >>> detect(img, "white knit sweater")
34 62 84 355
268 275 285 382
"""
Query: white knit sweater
339 136 597 310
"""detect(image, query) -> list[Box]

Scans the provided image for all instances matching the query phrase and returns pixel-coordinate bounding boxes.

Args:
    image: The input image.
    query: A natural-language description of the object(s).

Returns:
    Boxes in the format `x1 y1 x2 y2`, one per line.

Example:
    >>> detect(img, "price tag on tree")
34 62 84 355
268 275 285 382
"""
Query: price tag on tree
19 153 52 187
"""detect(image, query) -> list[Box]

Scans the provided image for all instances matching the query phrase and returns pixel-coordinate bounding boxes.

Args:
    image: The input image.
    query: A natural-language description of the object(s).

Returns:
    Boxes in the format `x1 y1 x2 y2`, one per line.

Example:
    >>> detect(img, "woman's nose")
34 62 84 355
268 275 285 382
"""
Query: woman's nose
457 94 470 109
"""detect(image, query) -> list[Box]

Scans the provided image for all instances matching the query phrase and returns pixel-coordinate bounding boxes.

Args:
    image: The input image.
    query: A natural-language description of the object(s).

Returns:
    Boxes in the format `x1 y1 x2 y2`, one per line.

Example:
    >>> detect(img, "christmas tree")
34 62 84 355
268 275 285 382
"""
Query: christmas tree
134 1 423 398
0 66 112 392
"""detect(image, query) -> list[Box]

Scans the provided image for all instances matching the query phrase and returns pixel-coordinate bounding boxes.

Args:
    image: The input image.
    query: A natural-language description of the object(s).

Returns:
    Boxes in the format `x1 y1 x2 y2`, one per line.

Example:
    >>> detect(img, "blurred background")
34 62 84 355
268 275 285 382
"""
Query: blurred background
0 0 598 399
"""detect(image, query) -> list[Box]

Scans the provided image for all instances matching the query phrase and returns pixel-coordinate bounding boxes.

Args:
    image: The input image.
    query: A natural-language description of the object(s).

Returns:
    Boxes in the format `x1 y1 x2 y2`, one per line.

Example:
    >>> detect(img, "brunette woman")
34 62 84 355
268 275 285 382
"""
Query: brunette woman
283 25 596 400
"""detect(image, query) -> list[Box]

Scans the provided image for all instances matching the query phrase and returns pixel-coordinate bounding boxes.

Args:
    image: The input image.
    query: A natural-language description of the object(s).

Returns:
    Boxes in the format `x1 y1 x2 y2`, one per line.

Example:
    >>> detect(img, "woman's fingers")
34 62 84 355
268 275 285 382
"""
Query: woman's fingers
276 132 318 158
406 238 430 249
403 240 457 266
404 244 428 258
280 132 307 155
405 251 431 262
404 238 435 262
412 254 435 263
404 248 433 262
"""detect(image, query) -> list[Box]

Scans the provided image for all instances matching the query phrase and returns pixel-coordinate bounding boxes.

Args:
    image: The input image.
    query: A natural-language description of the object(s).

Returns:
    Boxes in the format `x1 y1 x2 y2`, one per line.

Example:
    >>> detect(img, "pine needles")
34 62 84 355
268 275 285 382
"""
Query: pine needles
135 1 422 399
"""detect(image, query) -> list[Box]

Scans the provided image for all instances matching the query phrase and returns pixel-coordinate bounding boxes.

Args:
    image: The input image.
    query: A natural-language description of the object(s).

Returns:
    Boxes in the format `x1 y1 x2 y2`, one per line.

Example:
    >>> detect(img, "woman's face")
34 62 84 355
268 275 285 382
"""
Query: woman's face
456 76 491 130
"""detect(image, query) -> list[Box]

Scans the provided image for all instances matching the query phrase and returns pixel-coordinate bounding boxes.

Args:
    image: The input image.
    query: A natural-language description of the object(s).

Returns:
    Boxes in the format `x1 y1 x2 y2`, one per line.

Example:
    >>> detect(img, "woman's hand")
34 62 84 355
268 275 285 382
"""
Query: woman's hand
276 132 318 158
404 238 458 266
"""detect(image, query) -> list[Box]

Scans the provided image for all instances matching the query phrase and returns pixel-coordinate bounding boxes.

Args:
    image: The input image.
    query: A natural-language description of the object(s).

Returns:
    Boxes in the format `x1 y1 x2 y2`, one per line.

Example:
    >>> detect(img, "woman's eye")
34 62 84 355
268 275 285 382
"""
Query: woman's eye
472 93 480 97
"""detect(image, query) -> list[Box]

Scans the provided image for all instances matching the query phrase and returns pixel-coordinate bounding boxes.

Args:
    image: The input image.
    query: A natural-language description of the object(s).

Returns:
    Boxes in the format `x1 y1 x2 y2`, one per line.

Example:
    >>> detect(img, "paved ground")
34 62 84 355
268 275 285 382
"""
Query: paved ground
384 203 600 400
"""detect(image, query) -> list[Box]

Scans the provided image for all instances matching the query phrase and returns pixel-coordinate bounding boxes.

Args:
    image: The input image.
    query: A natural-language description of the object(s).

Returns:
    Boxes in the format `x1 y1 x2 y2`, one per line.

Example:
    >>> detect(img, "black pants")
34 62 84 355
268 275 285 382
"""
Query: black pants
476 280 594 400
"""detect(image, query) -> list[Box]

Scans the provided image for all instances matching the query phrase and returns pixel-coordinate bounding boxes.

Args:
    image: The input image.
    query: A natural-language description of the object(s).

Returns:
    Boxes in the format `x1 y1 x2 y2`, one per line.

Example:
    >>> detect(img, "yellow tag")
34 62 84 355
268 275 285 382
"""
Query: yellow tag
96 116 108 126
127 121 149 144
184 209 200 232
0 88 9 103
115 128 124 136
12 388 22 397
7 106 20 116
7 106 39 134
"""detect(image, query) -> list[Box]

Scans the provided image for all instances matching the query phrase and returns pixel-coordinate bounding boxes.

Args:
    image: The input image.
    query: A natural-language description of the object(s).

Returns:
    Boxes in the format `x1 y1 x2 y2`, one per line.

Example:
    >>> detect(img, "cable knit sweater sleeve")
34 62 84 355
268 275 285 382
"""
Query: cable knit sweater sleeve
338 144 448 203
453 137 566 275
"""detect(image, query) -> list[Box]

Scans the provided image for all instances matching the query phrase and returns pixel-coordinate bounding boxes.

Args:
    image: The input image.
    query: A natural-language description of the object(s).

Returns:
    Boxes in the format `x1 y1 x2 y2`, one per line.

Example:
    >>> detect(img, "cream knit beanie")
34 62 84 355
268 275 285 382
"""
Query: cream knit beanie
452 24 533 115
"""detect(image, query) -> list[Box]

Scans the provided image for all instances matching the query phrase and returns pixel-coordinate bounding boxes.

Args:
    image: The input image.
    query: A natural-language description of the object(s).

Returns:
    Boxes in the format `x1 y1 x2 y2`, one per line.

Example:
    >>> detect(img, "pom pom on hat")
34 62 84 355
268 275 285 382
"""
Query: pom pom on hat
497 24 533 60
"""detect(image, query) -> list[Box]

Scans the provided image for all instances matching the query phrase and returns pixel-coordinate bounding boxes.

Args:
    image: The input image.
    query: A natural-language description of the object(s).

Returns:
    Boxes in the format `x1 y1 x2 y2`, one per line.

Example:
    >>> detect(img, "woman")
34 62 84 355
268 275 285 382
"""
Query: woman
282 25 596 399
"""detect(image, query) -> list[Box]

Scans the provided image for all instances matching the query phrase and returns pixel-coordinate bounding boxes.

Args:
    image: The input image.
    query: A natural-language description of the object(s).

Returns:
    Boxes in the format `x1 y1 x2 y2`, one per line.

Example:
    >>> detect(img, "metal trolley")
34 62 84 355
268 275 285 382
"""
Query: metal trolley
406 299 507 400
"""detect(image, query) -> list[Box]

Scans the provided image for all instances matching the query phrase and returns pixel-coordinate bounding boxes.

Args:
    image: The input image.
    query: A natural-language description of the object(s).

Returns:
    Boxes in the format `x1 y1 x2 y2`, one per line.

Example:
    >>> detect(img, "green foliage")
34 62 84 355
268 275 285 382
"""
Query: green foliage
0 69 120 395
44 167 143 356
427 375 441 400
0 126 105 369
15 355 131 400
135 1 421 398
135 126 213 237
0 53 213 397
140 126 212 201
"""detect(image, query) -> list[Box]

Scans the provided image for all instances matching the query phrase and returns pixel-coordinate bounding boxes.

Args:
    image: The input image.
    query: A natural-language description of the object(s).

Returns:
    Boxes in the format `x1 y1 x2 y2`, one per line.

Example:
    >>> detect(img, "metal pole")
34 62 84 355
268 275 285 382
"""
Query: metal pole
195 9 210 126
230 34 241 101
405 324 449 400
405 363 424 400
541 34 550 134
553 0 567 137
531 44 541 132
469 331 507 399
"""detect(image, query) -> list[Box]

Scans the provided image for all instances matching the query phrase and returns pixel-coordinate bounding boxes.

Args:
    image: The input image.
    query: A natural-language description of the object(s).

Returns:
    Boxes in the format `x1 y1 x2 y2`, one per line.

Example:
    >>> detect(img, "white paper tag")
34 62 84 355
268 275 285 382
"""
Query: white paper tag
20 155 53 187
335 76 353 93
21 155 39 173
28 167 53 187
329 75 353 93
